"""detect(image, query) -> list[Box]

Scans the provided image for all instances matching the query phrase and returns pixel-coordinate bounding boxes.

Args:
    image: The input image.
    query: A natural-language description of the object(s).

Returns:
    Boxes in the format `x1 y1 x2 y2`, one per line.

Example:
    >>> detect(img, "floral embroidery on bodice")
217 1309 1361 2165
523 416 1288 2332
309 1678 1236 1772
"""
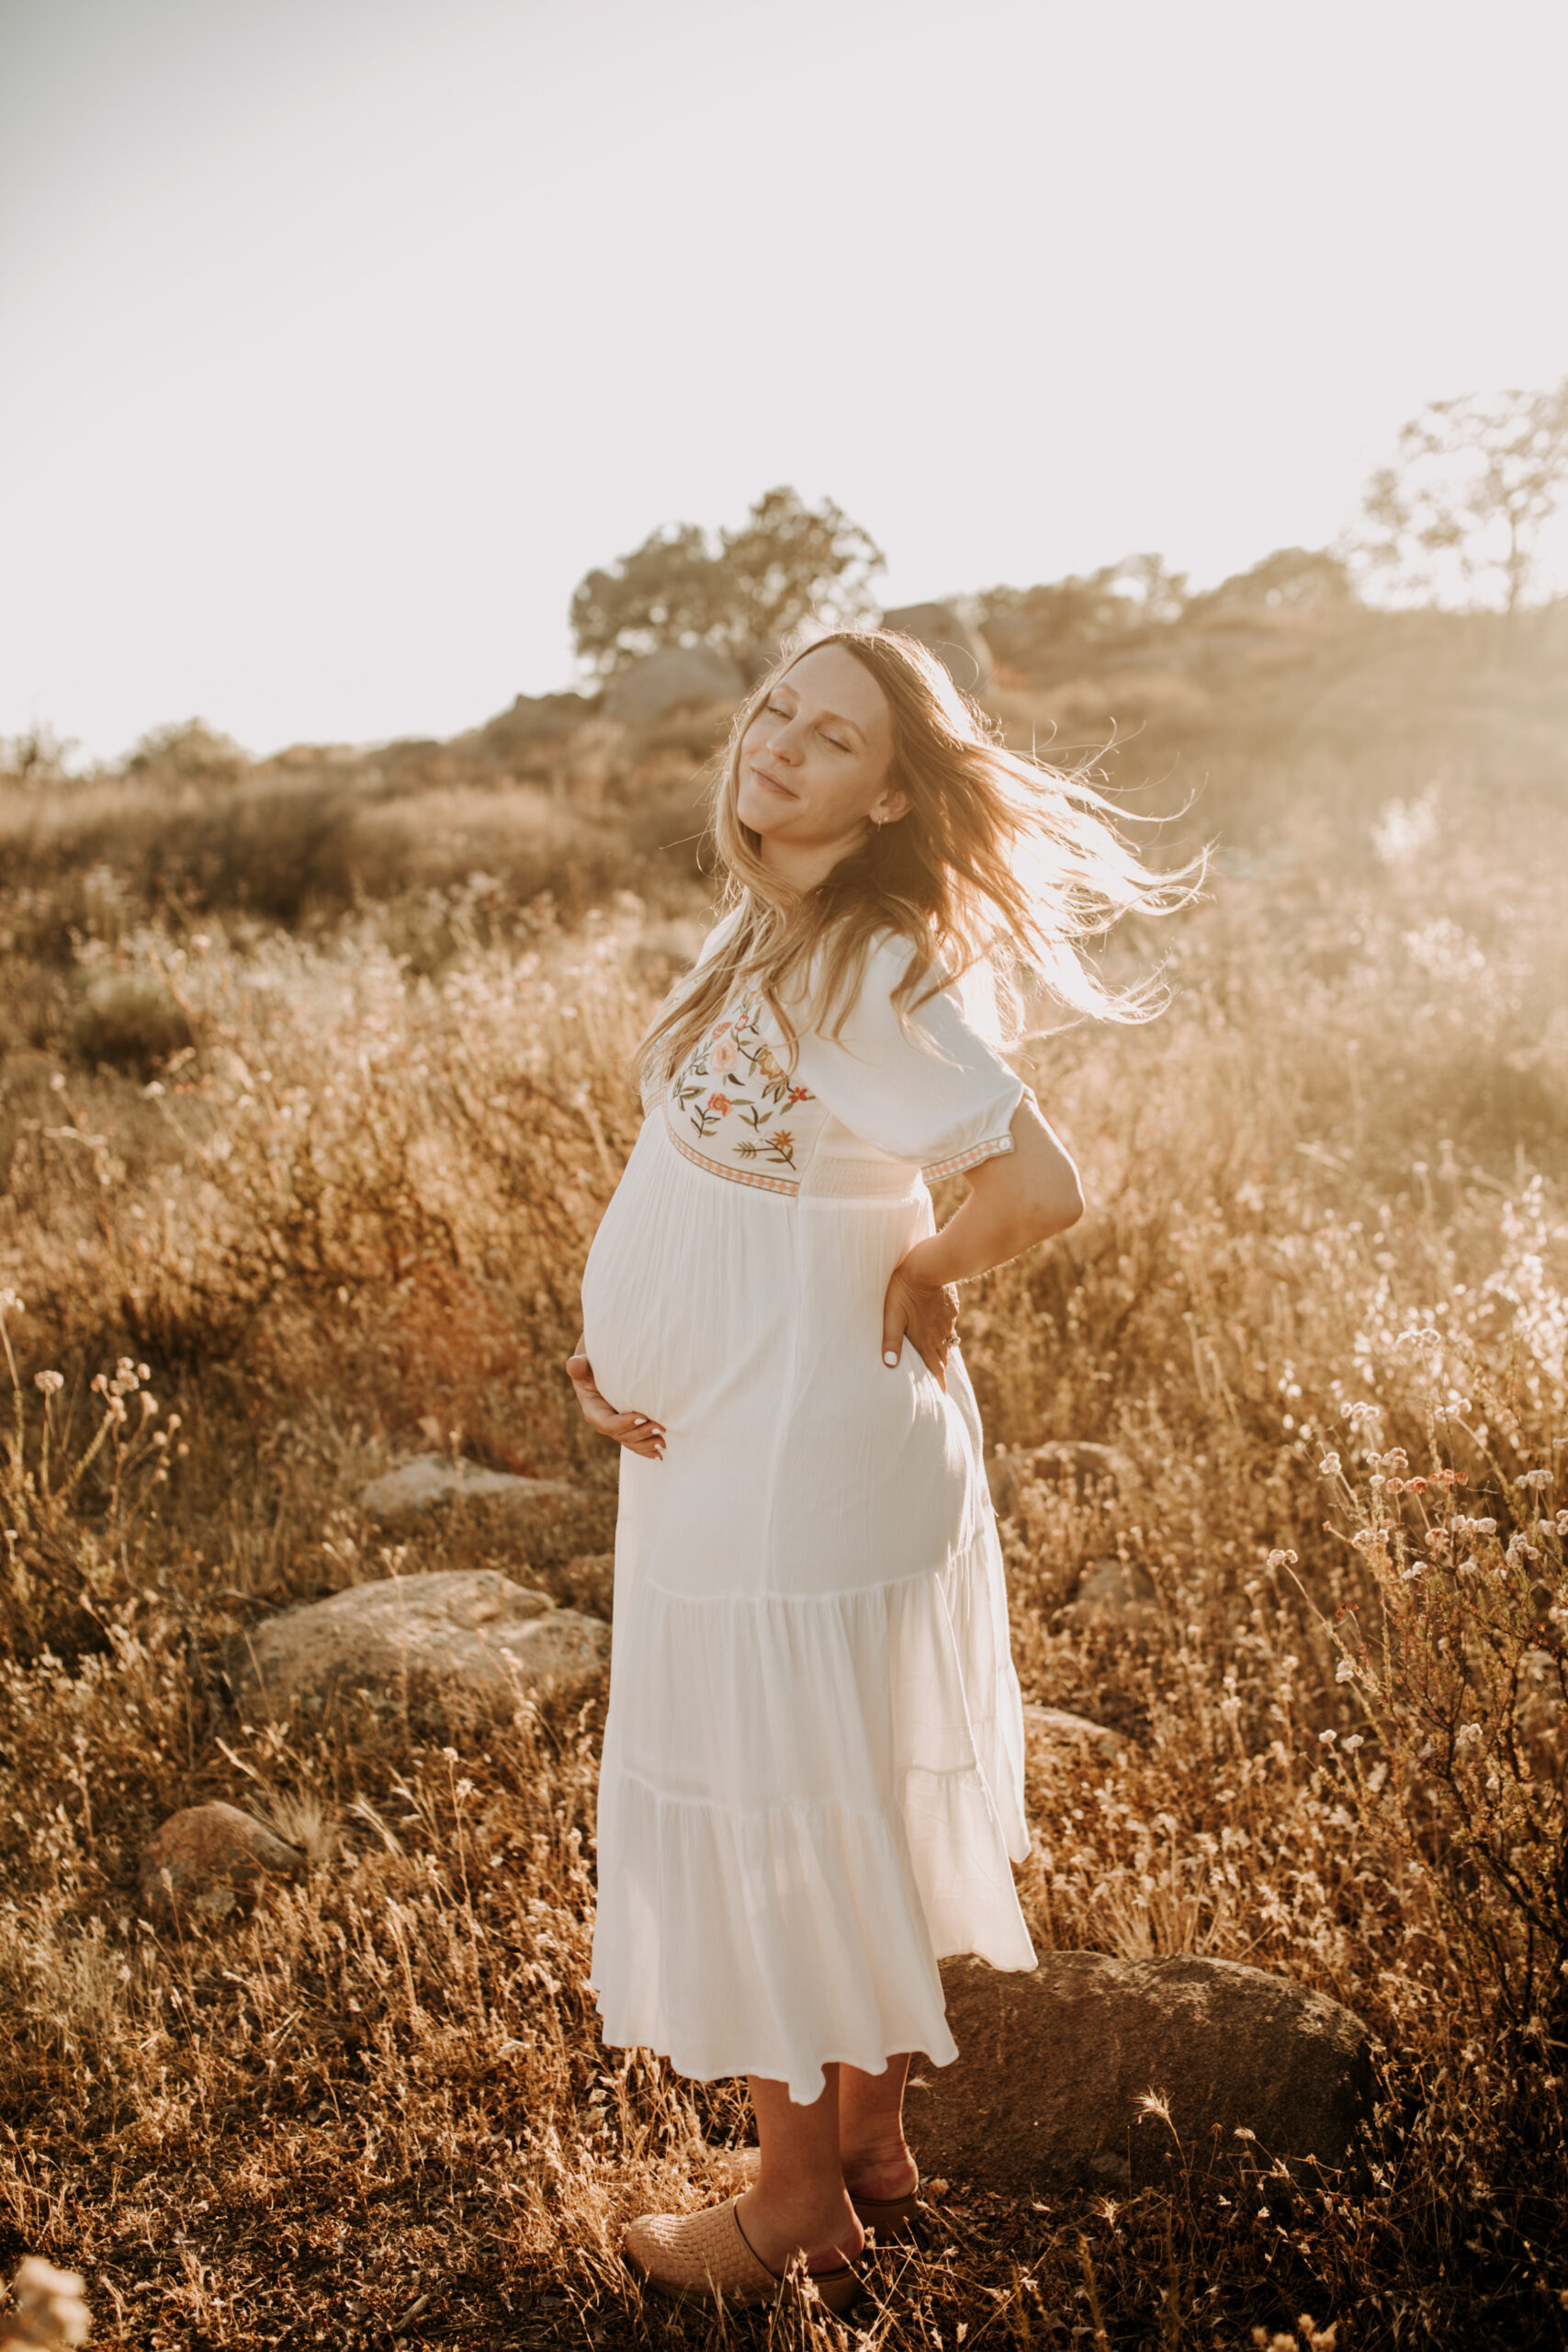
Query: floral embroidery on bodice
651 955 1021 1198
666 999 816 1187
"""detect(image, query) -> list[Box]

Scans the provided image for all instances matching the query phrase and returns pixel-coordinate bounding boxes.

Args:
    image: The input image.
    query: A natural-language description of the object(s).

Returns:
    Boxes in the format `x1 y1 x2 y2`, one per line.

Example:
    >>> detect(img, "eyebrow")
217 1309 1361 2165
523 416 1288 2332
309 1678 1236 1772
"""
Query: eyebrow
771 685 866 744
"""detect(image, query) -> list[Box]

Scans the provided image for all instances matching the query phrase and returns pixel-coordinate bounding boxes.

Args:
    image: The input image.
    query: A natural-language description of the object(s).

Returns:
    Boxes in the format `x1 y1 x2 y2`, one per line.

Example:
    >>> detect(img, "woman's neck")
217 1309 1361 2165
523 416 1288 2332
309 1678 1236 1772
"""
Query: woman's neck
757 828 868 897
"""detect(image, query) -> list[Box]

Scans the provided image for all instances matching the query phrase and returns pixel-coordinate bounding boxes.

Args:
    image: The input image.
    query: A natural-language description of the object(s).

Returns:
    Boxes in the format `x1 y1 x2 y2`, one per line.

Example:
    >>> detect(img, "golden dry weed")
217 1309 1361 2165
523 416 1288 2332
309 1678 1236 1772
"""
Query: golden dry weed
1 610 1566 2347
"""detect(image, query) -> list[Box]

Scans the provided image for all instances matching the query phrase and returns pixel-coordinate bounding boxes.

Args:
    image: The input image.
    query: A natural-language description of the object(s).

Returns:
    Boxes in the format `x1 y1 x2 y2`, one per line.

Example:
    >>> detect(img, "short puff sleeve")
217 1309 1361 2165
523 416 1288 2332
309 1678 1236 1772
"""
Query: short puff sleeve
788 936 1024 1179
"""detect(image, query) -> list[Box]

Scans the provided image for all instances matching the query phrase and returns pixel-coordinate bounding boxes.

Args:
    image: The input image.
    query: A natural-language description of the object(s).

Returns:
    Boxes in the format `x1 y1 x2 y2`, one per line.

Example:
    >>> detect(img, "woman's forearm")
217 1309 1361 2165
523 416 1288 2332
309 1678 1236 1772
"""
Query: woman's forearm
904 1095 1083 1289
902 1189 1075 1289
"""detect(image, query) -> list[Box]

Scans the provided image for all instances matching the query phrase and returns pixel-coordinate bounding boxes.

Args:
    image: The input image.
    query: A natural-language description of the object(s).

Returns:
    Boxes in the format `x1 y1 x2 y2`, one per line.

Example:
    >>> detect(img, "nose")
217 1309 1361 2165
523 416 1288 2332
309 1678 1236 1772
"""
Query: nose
765 714 804 763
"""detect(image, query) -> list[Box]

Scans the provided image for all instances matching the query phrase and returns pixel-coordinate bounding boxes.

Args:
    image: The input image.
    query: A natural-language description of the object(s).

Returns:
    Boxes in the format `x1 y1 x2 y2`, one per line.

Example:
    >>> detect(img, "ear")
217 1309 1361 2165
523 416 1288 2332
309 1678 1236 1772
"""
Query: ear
871 782 911 826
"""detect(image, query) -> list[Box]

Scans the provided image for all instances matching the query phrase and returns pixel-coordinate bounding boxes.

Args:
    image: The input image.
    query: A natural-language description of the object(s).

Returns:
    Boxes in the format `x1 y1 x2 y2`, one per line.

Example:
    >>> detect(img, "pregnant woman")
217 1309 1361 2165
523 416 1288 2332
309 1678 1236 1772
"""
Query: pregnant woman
569 629 1180 2313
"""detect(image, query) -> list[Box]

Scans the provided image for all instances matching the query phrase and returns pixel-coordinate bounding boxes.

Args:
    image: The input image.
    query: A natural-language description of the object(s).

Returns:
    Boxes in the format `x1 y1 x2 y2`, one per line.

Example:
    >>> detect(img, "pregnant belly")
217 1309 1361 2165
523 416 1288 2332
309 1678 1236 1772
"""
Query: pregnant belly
580 1119 793 1430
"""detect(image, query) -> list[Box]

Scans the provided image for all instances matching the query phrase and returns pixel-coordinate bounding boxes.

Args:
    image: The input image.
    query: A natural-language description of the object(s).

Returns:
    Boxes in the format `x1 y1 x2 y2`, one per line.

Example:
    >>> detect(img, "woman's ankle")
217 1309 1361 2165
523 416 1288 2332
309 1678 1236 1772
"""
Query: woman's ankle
736 2184 863 2275
840 2135 917 2199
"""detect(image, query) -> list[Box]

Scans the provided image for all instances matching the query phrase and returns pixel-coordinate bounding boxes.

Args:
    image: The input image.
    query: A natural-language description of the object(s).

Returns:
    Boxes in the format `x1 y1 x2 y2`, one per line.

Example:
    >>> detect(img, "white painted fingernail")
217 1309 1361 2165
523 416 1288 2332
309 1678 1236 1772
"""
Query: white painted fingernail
632 1416 647 1426
884 1350 898 1366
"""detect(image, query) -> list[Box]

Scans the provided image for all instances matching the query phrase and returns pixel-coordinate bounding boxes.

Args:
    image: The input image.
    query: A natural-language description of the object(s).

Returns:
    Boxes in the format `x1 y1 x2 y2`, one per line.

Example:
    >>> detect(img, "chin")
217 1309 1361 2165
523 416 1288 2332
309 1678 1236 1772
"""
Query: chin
736 787 785 837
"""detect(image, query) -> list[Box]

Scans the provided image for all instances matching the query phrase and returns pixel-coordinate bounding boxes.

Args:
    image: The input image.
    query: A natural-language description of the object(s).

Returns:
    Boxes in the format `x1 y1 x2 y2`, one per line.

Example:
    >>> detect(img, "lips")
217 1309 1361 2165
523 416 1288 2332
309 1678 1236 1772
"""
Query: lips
749 763 796 798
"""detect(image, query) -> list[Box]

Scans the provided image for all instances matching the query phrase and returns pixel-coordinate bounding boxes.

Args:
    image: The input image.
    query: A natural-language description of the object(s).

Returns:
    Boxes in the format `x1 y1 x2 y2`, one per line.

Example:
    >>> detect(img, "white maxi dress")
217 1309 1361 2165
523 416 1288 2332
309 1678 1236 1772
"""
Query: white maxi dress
582 924 1037 2102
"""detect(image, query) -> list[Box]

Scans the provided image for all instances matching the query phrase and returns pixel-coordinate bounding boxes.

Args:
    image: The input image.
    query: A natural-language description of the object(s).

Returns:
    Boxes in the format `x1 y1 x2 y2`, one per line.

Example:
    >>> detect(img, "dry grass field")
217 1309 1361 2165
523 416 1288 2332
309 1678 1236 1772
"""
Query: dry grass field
2 607 1567 2349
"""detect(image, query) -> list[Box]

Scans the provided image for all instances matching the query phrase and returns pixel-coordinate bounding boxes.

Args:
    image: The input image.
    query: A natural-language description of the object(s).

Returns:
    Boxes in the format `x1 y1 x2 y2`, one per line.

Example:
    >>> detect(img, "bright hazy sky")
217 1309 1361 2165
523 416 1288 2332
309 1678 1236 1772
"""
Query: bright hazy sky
3 0 1566 763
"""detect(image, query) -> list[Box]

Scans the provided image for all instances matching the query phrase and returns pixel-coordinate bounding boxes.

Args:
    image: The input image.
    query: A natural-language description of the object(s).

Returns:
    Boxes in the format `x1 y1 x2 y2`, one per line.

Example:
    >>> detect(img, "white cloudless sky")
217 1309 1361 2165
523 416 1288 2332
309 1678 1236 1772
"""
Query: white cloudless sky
2 0 1566 762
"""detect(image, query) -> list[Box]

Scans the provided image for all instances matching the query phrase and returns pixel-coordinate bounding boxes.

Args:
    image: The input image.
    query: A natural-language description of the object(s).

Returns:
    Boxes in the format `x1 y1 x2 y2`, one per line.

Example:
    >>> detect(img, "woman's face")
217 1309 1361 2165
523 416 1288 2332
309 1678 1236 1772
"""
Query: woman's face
736 643 907 886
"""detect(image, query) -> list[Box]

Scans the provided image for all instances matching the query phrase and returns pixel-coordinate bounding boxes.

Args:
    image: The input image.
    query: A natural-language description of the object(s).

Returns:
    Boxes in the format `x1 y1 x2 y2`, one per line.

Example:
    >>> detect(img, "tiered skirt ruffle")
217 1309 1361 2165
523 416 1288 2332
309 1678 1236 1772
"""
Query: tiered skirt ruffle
591 1523 1032 2100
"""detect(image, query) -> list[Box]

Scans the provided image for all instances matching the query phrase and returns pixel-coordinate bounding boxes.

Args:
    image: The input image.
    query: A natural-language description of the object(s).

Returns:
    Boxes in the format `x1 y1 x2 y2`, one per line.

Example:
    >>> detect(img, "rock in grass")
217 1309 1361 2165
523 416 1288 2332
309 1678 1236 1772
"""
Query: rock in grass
358 1453 583 1526
908 1952 1373 2191
1058 1556 1159 1627
1022 1703 1125 1756
140 1802 305 1919
228 1567 610 1723
987 1442 1138 1517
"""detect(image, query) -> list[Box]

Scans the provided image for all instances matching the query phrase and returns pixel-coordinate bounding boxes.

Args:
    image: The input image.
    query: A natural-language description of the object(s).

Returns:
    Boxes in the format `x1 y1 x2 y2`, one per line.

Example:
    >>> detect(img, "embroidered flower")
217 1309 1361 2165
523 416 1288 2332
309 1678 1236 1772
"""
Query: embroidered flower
671 997 815 1158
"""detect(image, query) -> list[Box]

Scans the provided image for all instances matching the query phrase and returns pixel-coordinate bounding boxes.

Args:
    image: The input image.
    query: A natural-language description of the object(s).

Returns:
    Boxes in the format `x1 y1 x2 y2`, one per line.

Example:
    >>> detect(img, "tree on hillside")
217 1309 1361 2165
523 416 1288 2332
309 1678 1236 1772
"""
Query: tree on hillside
126 718 246 782
0 724 78 786
1113 551 1190 625
570 487 885 677
1357 379 1568 614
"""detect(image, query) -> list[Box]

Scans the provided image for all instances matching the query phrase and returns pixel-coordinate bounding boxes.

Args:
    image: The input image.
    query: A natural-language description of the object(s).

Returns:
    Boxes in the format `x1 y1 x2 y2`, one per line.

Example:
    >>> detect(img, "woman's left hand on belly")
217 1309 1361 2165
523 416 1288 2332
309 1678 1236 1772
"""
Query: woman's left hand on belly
566 1342 666 1460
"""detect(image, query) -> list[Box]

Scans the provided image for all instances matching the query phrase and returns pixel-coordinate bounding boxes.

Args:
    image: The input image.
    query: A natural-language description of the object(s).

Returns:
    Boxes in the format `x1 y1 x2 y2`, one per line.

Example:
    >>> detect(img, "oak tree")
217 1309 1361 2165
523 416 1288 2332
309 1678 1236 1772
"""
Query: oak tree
1359 379 1568 614
570 487 884 677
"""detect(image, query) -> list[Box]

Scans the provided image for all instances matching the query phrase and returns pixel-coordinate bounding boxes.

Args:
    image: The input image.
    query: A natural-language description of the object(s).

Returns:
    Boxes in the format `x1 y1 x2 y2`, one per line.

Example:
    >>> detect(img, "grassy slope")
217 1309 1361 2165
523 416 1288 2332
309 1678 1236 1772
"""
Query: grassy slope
1 610 1567 2349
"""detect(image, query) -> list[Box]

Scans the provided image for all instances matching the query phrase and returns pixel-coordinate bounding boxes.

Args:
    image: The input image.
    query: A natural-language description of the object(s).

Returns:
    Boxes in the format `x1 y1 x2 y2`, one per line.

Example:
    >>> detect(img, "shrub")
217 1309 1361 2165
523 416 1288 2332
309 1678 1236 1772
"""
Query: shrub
67 969 193 1074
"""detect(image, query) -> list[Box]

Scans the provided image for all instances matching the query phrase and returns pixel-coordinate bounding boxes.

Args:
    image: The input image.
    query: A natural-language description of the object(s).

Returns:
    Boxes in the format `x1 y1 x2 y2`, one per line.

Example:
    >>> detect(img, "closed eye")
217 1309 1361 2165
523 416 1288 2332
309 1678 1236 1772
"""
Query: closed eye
764 696 852 753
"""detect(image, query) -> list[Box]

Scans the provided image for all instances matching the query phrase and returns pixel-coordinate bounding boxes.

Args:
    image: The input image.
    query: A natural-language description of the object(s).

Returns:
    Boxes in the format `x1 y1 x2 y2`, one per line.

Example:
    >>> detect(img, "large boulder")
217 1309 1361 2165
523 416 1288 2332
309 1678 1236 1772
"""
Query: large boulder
908 1953 1373 2190
880 603 995 701
229 1568 610 1723
604 646 747 727
140 1802 305 1919
359 1453 583 1527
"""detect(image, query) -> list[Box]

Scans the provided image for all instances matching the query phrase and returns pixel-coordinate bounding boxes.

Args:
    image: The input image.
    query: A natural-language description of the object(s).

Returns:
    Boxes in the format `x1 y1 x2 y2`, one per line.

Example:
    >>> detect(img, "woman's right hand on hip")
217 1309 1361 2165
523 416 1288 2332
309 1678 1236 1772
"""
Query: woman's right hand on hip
566 1343 666 1459
882 1260 960 1392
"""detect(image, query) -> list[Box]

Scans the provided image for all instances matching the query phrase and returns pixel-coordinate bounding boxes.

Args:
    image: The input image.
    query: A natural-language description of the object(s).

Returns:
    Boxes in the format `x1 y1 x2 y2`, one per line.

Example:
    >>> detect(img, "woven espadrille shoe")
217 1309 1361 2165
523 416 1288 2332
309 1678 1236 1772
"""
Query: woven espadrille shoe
715 2145 922 2230
624 2195 863 2316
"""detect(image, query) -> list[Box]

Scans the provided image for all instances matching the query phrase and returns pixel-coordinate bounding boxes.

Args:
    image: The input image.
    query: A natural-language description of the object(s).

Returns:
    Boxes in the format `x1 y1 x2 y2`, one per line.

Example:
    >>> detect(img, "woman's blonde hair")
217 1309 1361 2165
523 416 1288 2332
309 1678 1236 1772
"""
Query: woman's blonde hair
639 628 1199 1082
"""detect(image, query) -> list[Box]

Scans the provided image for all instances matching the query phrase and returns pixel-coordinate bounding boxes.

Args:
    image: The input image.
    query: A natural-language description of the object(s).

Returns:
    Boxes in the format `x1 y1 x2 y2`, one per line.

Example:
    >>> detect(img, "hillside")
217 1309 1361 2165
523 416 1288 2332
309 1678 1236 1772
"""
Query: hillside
1 607 1566 2348
4 605 1565 996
